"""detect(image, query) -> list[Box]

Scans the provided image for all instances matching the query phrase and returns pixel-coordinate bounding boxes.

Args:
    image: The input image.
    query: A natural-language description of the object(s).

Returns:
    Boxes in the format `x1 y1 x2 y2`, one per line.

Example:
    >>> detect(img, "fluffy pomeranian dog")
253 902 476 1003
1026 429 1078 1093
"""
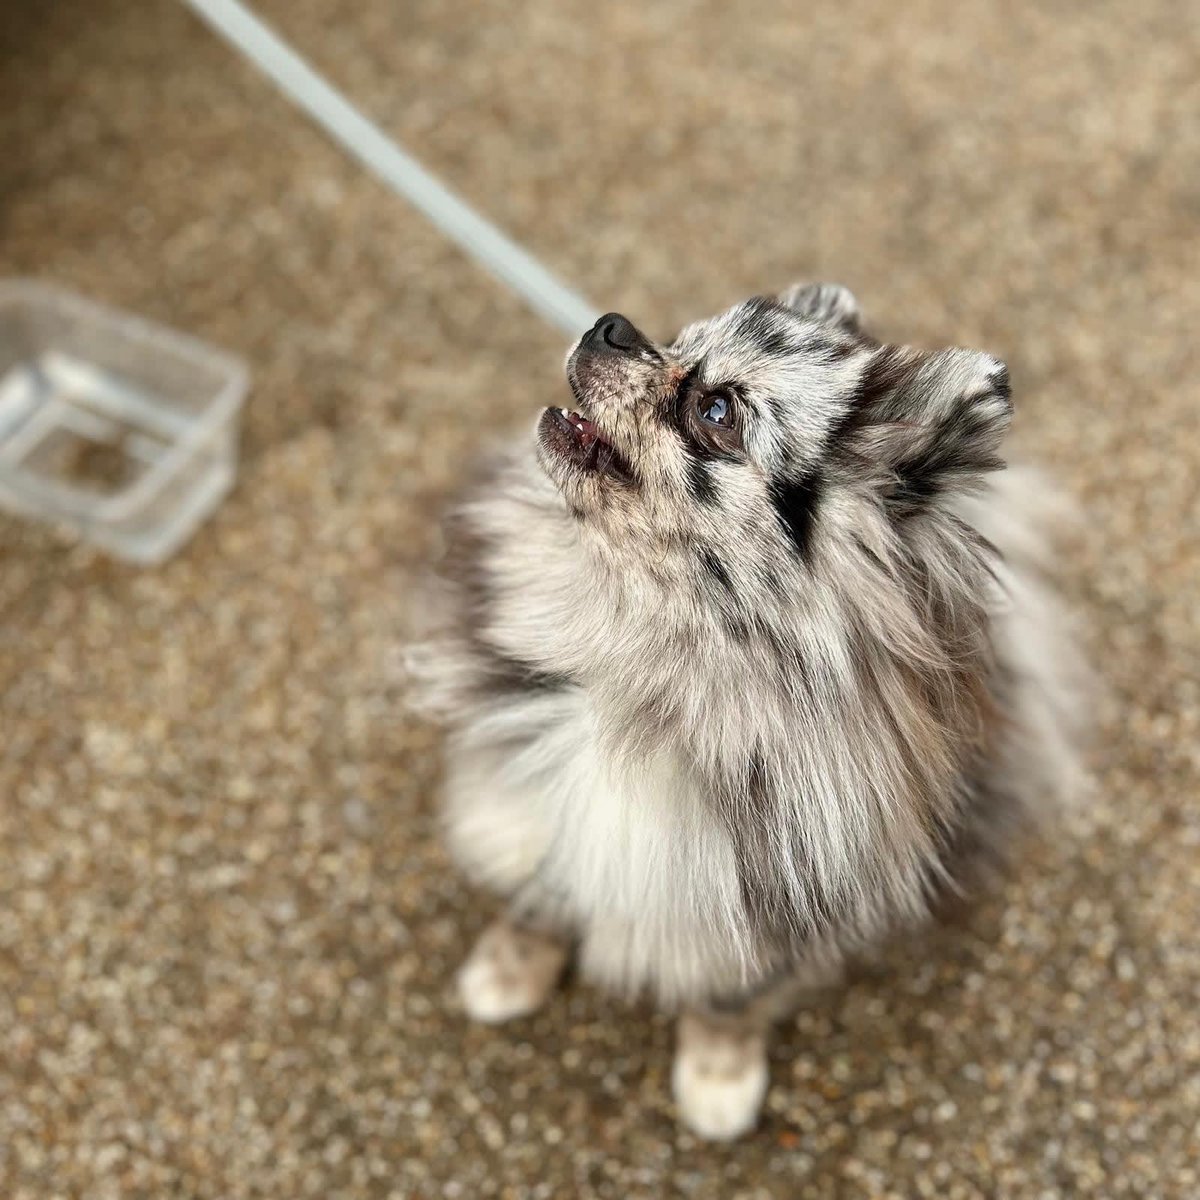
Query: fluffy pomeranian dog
410 283 1084 1139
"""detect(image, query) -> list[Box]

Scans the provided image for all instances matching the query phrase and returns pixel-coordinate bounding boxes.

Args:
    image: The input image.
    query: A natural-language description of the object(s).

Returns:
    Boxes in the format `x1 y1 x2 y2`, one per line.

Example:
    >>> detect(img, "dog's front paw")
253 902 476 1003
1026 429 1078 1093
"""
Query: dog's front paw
457 919 568 1024
672 1012 769 1141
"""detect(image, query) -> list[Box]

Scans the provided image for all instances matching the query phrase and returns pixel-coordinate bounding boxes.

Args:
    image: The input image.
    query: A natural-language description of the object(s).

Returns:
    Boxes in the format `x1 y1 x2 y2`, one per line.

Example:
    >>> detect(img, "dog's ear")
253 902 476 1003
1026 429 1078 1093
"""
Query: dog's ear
779 281 861 332
842 346 1012 515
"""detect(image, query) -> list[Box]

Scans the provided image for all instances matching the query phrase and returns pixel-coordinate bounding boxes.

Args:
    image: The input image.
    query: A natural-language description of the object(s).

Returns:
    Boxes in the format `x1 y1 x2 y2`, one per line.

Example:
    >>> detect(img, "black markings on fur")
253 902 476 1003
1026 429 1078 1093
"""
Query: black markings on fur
889 391 1008 515
750 324 794 359
699 547 735 596
686 456 719 507
717 751 849 953
723 753 786 933
768 469 823 559
734 296 795 358
859 346 921 416
830 345 917 447
831 347 1009 516
991 364 1011 406
851 534 888 574
762 568 786 600
735 295 873 364
744 753 840 940
725 617 751 643
810 334 858 362
698 548 744 641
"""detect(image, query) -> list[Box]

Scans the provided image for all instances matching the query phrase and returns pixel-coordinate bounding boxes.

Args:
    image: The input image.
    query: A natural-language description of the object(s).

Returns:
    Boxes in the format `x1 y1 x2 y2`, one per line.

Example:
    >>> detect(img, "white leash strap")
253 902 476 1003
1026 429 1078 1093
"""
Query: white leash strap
180 0 600 336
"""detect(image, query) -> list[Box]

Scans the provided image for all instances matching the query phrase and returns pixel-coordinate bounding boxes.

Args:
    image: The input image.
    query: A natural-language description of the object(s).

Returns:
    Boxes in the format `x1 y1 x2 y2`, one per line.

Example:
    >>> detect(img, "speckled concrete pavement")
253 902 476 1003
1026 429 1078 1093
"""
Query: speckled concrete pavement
1 1 1198 1196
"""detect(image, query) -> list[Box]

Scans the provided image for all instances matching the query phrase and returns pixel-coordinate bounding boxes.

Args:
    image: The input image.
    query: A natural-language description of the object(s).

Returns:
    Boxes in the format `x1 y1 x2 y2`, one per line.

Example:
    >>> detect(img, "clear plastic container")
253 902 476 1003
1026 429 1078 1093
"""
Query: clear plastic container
0 281 248 563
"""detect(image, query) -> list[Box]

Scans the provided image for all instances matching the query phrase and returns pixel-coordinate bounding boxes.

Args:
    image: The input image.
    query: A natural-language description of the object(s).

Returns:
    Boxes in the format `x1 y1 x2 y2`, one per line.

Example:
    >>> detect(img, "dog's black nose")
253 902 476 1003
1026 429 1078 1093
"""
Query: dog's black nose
583 312 646 354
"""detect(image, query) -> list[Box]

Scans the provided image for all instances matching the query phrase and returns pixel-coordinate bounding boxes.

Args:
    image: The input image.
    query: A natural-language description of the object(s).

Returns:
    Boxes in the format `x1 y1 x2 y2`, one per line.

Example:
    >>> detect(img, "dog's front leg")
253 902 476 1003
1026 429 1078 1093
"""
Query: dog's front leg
672 1006 771 1141
673 955 845 1140
456 916 570 1024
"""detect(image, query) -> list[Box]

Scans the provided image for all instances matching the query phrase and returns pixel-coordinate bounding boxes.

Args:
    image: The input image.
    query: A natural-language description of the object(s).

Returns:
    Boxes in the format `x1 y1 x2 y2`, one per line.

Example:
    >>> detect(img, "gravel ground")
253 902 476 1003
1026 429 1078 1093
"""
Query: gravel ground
1 1 1198 1196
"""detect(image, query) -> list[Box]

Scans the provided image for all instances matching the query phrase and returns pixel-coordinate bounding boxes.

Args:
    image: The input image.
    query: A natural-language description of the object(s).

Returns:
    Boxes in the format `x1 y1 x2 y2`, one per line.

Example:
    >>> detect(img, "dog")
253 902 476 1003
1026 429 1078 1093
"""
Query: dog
409 283 1085 1139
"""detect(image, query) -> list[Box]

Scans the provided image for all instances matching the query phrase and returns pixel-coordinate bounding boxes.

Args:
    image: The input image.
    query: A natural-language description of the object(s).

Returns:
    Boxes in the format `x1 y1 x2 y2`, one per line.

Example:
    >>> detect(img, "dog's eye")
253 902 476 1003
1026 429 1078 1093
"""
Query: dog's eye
677 381 743 455
698 391 735 427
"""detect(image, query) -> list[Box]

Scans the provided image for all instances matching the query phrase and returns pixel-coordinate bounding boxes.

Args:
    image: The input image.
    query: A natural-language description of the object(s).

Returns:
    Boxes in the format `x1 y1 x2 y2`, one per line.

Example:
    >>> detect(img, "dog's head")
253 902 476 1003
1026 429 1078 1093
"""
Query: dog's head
537 284 1012 579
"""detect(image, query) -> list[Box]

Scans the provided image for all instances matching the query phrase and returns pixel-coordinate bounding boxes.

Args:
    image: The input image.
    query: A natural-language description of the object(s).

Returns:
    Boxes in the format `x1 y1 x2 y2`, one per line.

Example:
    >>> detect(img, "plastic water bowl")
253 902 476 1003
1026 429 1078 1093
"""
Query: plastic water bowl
0 281 248 564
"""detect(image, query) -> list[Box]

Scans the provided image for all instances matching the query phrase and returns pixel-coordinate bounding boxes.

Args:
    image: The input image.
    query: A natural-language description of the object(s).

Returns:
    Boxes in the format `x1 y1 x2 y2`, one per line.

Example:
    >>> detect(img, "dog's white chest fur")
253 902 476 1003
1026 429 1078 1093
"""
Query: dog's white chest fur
442 690 755 1003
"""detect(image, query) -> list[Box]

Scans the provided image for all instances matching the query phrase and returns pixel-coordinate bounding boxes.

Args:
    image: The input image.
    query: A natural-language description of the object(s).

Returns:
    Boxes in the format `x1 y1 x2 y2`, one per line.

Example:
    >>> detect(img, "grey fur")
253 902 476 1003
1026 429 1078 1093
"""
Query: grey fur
409 285 1086 1010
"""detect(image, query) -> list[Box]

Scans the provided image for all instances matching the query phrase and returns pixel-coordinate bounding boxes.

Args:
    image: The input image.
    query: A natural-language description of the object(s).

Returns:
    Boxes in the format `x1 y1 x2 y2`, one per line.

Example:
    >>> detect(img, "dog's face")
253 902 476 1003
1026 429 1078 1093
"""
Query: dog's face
536 283 1012 579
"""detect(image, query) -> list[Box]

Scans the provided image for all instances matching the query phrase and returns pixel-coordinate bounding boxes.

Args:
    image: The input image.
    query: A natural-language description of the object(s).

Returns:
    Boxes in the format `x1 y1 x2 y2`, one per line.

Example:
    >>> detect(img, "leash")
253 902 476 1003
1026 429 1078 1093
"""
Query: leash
180 0 600 336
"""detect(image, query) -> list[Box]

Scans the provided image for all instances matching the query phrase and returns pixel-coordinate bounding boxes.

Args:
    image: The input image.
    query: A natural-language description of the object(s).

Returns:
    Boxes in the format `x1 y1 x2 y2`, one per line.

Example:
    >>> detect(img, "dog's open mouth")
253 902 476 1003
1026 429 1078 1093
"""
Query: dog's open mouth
539 406 634 483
